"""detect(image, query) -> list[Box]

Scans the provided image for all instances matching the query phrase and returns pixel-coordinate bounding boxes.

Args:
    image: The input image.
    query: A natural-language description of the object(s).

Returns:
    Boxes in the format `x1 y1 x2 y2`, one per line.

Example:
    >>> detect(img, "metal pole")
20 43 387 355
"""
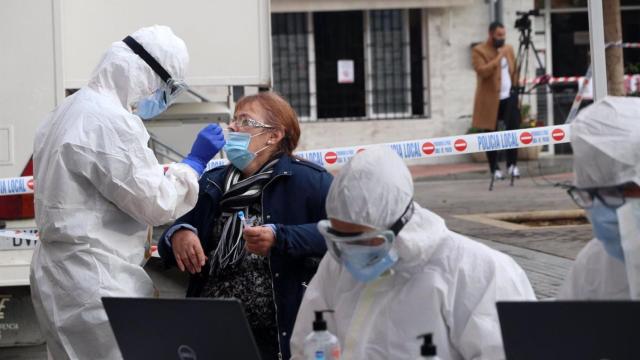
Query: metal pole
495 0 503 24
488 0 496 22
588 0 608 100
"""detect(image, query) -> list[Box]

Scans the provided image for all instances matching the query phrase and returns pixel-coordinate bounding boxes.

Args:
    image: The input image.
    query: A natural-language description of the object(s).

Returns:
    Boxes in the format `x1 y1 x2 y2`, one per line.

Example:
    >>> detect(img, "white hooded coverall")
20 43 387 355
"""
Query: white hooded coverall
30 26 198 360
558 96 640 300
290 147 536 360
558 238 630 299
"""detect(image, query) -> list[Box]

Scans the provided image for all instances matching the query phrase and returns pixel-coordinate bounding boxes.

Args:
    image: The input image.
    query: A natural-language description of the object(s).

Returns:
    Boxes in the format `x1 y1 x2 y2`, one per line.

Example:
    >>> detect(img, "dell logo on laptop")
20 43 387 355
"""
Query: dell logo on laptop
178 345 197 360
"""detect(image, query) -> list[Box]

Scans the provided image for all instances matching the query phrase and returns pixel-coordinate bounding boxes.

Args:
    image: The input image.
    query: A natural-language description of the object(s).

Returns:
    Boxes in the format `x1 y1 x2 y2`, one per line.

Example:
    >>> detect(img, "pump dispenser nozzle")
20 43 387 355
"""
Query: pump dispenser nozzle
417 333 437 357
313 310 334 331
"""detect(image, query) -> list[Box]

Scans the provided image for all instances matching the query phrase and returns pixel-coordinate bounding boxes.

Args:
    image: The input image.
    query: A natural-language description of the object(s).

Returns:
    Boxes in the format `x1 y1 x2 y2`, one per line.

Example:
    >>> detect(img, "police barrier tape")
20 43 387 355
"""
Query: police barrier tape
566 65 593 124
208 124 571 170
0 229 158 254
0 229 39 250
0 124 571 197
0 229 158 257
608 42 640 48
520 39 640 86
289 124 571 167
523 73 640 86
0 176 34 197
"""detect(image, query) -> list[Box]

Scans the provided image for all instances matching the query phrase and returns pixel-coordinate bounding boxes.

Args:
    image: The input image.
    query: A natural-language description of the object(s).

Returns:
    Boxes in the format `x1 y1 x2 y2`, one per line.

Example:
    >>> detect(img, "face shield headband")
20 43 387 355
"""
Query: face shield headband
122 36 187 103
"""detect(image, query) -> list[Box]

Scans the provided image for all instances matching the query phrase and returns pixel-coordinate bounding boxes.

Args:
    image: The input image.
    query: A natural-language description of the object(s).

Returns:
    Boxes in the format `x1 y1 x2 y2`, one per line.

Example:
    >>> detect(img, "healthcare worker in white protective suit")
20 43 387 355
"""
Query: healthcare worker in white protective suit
30 26 226 360
290 147 536 360
558 96 640 300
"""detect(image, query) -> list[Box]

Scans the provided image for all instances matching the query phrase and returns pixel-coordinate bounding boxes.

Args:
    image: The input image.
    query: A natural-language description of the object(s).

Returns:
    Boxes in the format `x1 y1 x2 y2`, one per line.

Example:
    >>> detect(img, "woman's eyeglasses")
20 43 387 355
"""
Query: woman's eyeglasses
229 116 274 129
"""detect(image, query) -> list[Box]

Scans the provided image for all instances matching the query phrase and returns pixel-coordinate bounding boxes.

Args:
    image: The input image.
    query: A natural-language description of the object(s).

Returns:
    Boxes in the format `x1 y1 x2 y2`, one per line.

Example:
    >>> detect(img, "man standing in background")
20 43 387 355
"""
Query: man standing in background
471 21 520 181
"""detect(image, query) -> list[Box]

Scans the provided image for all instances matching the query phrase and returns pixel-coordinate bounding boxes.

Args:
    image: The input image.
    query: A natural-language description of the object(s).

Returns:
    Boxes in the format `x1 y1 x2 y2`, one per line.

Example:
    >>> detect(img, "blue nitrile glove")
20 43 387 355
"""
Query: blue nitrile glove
182 124 226 175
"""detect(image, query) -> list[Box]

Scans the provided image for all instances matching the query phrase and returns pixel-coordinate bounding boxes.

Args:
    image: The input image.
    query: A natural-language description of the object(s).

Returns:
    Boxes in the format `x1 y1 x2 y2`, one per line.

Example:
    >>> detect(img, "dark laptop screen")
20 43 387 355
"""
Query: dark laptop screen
103 297 262 360
498 301 640 360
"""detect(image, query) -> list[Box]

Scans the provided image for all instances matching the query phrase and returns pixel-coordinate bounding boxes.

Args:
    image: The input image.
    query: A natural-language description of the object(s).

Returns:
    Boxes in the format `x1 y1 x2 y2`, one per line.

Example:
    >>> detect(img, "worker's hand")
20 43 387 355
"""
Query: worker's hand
182 124 226 175
171 229 207 274
244 226 276 257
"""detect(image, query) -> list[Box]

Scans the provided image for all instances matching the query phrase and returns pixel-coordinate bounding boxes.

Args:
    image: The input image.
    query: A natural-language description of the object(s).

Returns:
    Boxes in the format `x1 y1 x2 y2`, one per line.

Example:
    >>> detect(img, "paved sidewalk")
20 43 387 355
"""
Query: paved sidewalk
411 155 585 299
475 238 573 299
408 155 574 182
409 162 487 180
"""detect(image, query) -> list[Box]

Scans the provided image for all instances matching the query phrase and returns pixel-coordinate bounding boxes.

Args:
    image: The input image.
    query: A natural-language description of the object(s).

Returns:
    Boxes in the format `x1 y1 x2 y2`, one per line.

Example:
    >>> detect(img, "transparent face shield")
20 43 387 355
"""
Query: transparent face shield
162 78 188 105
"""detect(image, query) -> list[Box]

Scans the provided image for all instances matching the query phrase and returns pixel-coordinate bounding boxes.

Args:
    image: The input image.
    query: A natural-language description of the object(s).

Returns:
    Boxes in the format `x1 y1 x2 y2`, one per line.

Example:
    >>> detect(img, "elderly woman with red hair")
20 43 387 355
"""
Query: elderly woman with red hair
158 91 332 360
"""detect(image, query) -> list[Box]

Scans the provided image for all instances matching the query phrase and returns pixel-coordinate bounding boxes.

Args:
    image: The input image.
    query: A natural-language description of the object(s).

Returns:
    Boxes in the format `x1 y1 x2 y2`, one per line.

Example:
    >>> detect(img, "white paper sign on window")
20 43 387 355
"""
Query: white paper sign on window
337 60 355 84
578 77 593 100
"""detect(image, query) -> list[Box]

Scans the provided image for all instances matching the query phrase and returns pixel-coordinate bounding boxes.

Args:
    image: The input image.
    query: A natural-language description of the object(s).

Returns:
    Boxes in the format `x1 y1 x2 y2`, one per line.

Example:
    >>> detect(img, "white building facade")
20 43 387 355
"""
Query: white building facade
270 0 539 162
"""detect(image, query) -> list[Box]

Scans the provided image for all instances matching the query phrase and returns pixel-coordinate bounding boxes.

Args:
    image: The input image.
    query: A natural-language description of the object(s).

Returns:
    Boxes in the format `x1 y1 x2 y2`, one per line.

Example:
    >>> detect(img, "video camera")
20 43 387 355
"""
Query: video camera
514 9 541 32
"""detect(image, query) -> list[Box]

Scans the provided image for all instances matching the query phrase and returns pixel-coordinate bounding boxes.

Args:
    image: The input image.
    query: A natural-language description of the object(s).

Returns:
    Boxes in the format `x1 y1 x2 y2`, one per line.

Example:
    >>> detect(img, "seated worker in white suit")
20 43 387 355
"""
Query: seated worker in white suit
290 146 536 360
558 96 640 300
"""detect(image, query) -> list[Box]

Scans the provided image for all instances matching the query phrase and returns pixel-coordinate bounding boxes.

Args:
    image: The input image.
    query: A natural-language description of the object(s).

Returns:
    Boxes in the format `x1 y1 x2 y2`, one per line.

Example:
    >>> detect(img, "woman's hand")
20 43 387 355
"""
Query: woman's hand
171 229 207 274
243 226 276 257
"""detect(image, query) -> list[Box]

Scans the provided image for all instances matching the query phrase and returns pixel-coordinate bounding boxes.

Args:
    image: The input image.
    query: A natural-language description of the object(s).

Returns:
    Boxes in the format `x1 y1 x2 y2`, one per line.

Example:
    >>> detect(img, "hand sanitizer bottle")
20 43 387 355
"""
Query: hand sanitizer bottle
303 310 341 360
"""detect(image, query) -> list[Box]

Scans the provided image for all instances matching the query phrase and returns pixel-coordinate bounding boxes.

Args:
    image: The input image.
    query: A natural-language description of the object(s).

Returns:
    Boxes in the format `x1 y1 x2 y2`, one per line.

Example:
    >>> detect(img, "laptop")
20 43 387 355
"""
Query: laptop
102 297 262 360
497 301 640 360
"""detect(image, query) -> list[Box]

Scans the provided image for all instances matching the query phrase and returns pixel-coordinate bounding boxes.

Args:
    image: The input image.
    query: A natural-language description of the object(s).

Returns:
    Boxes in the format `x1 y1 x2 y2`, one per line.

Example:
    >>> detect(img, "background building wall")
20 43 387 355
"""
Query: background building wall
294 0 536 164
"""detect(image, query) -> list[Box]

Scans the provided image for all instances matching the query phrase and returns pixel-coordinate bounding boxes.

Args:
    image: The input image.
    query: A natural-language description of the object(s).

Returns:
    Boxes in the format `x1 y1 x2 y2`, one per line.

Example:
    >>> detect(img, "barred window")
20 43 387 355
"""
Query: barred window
272 9 427 121
368 10 411 116
272 13 311 118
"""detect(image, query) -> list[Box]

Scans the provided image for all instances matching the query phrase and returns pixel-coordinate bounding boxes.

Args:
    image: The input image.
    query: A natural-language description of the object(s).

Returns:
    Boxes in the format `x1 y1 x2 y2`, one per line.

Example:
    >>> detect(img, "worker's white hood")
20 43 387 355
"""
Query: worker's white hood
87 25 189 110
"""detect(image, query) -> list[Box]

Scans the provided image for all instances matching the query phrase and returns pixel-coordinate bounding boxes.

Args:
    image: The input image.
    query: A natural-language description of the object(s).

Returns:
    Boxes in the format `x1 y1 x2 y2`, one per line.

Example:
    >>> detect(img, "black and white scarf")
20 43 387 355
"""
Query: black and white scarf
209 159 279 276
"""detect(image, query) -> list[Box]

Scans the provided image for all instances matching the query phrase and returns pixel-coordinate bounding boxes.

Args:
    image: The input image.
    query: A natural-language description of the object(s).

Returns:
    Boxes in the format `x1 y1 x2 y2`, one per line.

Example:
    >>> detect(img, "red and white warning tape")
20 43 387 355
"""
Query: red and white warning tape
522 40 640 85
208 124 571 170
0 229 159 252
608 42 640 49
566 65 593 124
0 229 39 249
523 73 640 86
0 176 34 197
0 125 572 196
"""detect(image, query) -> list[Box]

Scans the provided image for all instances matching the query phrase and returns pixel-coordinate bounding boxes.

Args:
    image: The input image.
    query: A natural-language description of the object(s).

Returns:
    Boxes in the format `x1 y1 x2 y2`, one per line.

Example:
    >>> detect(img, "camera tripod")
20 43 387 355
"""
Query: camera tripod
514 10 551 101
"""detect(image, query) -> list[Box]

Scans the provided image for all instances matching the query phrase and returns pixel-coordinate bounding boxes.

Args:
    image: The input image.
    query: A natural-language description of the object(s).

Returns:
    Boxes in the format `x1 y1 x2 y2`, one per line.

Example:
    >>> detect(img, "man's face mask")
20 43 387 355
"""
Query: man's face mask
123 36 188 120
318 202 414 282
491 27 506 48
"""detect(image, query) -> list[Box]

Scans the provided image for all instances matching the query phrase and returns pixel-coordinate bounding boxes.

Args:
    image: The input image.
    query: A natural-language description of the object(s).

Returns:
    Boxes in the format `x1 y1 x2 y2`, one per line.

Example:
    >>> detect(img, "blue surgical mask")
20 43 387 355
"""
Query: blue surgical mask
223 131 269 171
587 199 625 261
135 88 167 120
341 243 398 283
